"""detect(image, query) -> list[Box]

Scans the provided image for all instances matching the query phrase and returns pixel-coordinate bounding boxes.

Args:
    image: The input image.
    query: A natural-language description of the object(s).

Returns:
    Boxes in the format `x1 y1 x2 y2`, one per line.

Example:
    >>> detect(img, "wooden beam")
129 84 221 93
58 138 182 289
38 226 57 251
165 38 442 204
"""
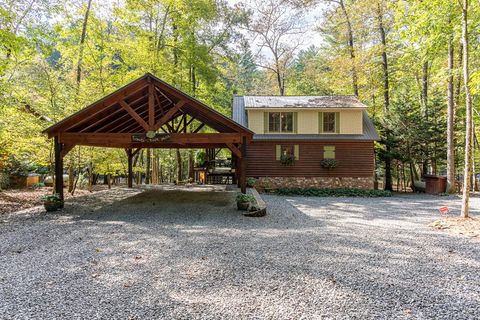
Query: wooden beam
59 133 245 149
153 90 165 116
119 100 149 131
54 136 65 204
132 148 142 157
174 114 187 132
152 100 186 131
193 123 205 133
94 100 148 133
226 143 242 158
81 94 147 133
46 81 148 137
240 136 247 194
155 86 173 104
61 144 75 158
148 83 155 128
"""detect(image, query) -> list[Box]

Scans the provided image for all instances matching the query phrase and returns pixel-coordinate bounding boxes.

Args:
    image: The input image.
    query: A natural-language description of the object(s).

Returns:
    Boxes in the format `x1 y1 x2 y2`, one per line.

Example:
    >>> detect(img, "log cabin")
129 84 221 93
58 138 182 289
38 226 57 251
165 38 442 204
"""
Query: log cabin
232 96 379 189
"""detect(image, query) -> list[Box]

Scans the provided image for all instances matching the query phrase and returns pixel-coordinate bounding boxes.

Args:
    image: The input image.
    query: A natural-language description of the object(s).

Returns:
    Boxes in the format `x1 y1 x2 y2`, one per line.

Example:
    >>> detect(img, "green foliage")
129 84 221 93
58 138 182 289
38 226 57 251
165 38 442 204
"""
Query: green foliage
40 193 62 203
320 159 337 169
236 193 255 203
246 177 257 187
31 182 46 189
280 154 295 166
276 188 392 197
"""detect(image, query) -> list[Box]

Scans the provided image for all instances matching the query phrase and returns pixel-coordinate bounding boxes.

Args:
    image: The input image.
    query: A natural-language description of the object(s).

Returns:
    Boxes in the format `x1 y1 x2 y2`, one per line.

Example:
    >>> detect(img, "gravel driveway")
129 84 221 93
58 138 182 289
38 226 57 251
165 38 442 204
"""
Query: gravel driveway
0 187 479 319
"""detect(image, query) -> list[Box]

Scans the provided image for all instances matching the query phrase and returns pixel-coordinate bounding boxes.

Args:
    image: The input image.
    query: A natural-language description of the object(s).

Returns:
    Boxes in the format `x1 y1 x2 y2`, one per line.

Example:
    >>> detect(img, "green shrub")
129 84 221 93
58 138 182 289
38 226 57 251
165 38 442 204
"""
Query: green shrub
32 182 46 189
246 177 257 187
320 159 338 169
236 193 255 203
40 193 62 203
275 188 392 197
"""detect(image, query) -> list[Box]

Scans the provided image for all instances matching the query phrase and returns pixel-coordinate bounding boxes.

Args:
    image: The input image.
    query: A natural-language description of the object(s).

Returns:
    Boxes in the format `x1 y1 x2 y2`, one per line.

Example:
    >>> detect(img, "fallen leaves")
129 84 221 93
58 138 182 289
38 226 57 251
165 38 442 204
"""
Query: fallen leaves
430 216 480 239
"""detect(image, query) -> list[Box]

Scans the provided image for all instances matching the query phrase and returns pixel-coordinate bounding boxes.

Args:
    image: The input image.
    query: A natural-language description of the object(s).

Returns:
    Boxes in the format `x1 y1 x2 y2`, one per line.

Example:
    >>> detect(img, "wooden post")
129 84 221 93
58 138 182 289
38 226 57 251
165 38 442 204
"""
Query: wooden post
240 136 247 194
54 136 64 206
127 148 133 188
236 155 241 188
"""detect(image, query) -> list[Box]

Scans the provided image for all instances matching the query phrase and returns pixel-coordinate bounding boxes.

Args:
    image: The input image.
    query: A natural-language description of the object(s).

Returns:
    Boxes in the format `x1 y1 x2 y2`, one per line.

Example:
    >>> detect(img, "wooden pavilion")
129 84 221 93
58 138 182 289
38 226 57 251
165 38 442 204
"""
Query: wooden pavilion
43 73 253 201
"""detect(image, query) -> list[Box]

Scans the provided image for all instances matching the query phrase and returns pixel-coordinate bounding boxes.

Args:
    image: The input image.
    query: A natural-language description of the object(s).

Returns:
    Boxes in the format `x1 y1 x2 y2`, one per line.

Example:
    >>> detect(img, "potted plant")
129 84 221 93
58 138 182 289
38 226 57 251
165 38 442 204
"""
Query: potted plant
236 193 254 210
321 159 338 169
280 153 295 166
41 193 63 212
246 177 257 188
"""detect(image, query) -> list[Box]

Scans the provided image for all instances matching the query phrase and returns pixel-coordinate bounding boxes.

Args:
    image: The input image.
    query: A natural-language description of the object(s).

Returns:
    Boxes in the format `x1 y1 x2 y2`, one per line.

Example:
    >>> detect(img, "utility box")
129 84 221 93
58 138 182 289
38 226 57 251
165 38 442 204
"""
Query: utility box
423 175 447 194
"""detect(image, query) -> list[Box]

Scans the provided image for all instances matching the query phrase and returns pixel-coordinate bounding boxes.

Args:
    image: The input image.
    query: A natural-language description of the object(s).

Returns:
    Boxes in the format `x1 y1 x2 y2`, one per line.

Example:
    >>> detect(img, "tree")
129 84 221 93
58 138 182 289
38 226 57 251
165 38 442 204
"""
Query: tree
245 0 307 95
461 0 472 218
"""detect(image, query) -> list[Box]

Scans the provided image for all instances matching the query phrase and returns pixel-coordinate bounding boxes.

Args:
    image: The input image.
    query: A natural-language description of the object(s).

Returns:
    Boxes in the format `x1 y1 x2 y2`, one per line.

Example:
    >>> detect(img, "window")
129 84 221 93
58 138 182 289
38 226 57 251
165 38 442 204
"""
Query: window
276 145 299 160
323 146 335 159
268 112 280 132
266 112 294 133
319 112 339 133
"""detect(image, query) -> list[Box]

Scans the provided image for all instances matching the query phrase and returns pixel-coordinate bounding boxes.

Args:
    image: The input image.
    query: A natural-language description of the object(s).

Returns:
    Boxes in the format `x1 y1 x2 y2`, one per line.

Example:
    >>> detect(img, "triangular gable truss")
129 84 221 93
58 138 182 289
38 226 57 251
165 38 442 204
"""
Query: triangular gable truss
44 73 252 139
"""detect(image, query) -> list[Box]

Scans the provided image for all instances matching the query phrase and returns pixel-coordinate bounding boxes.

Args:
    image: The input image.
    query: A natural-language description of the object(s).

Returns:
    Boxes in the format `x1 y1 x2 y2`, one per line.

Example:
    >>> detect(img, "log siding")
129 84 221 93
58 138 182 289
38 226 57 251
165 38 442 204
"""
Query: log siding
246 140 374 177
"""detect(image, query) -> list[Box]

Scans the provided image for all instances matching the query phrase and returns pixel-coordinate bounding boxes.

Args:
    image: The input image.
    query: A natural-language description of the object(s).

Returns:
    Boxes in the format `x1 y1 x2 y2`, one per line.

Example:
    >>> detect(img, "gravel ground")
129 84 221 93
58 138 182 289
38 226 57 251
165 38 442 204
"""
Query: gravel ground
0 187 479 319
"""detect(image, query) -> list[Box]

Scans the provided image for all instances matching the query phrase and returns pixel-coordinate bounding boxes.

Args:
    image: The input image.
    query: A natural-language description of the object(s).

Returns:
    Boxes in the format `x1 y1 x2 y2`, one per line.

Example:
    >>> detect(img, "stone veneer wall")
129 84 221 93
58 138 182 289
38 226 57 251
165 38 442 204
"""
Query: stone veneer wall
257 177 374 190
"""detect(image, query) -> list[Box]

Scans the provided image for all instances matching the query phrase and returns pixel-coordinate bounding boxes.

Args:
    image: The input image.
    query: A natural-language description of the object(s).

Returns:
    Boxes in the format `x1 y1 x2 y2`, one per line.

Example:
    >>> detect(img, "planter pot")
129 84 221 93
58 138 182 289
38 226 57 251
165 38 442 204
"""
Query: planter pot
237 201 250 210
44 201 63 212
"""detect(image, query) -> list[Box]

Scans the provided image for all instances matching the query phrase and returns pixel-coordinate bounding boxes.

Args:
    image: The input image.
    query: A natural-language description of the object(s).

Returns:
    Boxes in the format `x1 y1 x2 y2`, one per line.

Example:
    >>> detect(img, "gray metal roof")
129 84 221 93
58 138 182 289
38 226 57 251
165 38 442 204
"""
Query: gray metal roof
232 96 247 127
232 96 379 141
242 95 367 109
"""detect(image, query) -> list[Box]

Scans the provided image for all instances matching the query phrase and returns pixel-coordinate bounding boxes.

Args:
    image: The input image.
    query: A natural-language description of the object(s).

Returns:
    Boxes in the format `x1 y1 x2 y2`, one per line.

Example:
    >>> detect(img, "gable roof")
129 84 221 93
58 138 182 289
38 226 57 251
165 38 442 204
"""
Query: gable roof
44 73 253 138
241 95 367 109
232 96 379 141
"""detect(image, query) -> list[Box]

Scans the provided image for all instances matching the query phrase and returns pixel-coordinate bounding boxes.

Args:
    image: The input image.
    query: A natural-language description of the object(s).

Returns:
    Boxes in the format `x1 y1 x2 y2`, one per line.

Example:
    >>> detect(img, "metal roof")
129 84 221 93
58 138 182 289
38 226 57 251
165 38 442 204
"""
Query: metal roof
232 96 379 141
242 95 367 109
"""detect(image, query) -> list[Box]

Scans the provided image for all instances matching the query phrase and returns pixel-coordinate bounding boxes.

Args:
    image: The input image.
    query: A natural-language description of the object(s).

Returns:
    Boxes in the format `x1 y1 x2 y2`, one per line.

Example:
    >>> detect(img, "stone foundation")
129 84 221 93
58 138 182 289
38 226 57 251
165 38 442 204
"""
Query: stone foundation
256 177 374 190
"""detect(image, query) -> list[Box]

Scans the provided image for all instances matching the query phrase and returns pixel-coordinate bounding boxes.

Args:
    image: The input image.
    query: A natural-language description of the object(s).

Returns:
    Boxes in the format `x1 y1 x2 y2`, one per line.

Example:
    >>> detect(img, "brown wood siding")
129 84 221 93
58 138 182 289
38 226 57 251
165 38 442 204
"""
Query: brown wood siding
246 140 374 177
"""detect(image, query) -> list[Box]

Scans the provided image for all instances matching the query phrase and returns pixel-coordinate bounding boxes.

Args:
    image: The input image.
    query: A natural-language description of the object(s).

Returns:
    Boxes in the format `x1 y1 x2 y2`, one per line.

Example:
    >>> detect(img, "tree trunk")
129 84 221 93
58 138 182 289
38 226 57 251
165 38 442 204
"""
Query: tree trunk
378 6 392 191
461 0 472 218
421 61 430 175
339 0 358 96
176 149 182 183
145 148 151 184
189 150 194 181
447 36 456 193
88 160 93 192
76 0 92 91
68 156 75 193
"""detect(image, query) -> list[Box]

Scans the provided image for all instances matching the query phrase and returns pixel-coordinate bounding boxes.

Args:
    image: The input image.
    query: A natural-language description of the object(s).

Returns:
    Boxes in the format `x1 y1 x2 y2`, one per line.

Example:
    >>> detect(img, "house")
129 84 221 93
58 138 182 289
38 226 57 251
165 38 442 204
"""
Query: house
232 95 379 189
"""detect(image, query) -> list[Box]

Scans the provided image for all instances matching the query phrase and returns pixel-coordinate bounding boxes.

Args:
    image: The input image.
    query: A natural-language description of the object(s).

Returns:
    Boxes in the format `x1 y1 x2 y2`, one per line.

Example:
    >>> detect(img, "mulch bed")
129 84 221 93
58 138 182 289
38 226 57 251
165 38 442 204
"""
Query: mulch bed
430 216 480 239
0 186 110 216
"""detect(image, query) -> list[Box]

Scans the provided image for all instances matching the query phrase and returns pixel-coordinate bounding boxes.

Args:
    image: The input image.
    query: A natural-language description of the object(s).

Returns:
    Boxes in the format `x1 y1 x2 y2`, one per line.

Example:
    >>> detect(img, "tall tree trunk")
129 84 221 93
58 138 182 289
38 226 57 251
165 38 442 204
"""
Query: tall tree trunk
378 6 392 191
447 36 456 193
145 148 151 184
67 158 74 193
339 0 358 96
176 149 182 183
421 61 429 175
461 0 472 218
76 0 92 91
189 151 194 181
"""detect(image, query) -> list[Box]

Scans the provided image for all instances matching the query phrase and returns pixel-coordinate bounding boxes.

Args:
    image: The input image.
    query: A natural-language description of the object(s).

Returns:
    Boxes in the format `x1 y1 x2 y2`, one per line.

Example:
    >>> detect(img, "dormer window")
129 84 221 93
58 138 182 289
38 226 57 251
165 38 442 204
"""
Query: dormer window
265 112 296 133
319 112 340 134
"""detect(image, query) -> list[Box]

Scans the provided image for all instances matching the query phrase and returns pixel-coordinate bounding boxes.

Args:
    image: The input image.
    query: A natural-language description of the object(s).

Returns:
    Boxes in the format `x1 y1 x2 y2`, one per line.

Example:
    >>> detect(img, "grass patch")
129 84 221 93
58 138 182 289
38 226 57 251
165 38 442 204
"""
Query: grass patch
276 187 392 197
